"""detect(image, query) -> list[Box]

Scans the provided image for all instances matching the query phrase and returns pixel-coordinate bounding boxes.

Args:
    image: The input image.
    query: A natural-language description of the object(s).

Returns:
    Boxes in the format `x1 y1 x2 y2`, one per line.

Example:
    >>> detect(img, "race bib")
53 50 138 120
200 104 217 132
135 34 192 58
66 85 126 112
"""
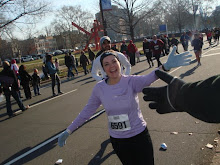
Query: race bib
108 114 131 131
145 49 149 52
154 45 159 50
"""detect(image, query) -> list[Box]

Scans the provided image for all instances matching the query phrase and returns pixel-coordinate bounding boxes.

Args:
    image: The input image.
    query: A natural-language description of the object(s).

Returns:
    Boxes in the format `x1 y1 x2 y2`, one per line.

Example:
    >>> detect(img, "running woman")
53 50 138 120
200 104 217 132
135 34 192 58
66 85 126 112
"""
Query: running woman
191 34 203 66
58 48 192 165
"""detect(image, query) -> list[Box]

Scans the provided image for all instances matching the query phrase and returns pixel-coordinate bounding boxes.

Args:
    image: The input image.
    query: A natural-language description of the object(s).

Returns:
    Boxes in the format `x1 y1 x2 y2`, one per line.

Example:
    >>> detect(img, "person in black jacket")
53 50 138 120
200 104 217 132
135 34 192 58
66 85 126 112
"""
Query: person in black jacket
0 61 29 118
169 34 179 54
80 51 90 75
143 38 154 68
32 69 41 96
88 47 95 71
65 53 74 79
120 40 128 53
142 70 220 123
19 65 32 99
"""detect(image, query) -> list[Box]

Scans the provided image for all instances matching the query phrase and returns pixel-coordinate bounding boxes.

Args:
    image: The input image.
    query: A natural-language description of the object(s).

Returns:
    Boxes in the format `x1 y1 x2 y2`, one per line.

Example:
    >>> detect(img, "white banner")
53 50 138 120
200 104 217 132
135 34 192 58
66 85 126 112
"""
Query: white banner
101 0 112 11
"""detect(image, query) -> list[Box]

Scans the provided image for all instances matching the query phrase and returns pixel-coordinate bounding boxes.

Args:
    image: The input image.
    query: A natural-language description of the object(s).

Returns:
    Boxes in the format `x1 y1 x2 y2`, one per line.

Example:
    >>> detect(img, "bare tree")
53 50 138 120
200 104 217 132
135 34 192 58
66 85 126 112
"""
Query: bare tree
51 5 94 49
0 0 50 30
106 0 161 40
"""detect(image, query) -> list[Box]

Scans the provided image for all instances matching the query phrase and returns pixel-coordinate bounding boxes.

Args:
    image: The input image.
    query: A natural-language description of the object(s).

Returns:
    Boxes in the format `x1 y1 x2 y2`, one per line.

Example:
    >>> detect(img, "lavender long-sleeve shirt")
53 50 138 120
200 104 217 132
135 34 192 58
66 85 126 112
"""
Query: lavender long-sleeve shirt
67 70 158 138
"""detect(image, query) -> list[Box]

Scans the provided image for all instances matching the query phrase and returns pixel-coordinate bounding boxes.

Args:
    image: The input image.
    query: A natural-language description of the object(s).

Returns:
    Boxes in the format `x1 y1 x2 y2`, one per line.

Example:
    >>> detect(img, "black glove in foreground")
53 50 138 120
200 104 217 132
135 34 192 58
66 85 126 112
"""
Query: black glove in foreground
142 70 220 123
142 70 185 114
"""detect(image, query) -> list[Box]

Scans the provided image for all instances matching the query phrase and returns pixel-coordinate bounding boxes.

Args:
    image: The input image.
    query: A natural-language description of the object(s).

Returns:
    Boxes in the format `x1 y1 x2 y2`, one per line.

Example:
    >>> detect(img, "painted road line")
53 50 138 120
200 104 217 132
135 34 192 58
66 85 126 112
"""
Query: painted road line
4 108 106 165
30 89 77 108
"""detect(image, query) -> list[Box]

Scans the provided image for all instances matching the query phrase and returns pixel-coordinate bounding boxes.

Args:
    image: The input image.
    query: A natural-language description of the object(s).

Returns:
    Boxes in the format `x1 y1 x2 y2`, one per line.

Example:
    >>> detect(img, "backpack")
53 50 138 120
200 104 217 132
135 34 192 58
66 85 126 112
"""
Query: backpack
0 75 14 88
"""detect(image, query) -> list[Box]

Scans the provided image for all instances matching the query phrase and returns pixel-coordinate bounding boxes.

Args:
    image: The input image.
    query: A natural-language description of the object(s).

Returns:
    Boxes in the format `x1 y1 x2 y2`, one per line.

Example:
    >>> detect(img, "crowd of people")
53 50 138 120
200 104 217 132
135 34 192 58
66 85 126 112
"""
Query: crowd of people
0 29 219 164
0 29 216 118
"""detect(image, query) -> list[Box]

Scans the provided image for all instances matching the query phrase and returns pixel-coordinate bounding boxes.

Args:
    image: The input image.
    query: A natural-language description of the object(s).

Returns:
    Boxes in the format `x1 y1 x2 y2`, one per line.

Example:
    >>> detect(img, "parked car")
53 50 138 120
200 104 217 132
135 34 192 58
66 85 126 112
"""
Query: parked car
53 50 63 56
21 55 34 62
39 54 46 59
31 55 40 60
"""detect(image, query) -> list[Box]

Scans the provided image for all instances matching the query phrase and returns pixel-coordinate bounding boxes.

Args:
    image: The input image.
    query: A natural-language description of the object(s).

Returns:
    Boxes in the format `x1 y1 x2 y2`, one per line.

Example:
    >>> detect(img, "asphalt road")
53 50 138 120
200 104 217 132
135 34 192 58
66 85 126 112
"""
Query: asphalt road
0 41 220 165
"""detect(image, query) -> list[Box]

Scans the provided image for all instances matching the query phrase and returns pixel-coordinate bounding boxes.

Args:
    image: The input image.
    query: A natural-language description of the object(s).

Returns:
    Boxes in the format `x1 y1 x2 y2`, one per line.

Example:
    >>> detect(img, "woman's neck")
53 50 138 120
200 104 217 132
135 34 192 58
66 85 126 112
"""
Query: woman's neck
107 75 122 85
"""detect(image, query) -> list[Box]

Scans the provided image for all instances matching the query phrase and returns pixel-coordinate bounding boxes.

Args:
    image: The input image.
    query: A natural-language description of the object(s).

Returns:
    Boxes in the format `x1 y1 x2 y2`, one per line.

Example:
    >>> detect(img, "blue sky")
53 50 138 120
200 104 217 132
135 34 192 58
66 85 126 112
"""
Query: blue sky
11 0 220 39
13 0 101 39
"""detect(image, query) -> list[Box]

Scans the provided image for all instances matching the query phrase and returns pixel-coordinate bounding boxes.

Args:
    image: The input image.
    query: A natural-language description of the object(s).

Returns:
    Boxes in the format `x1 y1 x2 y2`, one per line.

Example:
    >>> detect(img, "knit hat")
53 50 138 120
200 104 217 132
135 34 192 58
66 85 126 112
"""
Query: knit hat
11 59 16 64
100 36 111 47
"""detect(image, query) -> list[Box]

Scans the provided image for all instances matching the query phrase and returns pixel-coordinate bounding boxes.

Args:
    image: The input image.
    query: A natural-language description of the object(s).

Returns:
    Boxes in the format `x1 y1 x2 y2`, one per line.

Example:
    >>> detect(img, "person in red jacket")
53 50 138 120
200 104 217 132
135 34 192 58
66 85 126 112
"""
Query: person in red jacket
150 35 164 67
127 40 137 66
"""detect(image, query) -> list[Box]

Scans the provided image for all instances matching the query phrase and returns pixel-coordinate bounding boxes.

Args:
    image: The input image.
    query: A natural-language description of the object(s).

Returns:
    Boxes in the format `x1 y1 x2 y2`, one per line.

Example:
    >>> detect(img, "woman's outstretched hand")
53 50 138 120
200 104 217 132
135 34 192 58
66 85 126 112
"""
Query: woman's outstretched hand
163 46 192 71
58 130 70 147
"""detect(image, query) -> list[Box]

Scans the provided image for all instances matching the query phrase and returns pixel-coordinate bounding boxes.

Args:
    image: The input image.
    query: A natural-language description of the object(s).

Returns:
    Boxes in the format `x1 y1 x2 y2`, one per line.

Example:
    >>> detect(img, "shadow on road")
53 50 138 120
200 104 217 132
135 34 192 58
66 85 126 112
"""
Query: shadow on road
133 67 151 75
179 63 199 79
1 137 58 165
88 139 115 165
0 96 55 123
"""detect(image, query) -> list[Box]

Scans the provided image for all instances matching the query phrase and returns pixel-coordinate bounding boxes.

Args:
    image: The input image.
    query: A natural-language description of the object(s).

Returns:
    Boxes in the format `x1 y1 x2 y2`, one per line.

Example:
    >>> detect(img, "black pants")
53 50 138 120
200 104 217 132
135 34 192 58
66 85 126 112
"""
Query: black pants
4 90 26 116
82 65 89 75
145 53 153 66
110 128 154 165
50 73 61 94
22 83 31 99
154 53 162 67
129 52 136 66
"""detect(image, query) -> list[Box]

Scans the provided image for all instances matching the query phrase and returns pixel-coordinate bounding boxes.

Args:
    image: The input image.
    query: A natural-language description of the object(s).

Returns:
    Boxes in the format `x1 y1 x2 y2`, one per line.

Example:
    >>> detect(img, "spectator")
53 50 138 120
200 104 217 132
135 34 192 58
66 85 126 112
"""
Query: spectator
79 51 90 75
65 53 74 79
10 59 22 98
46 54 63 97
32 69 41 96
122 51 129 61
111 44 119 51
69 53 78 75
127 40 137 66
54 58 60 74
19 65 32 99
120 40 128 53
0 61 29 118
88 47 95 71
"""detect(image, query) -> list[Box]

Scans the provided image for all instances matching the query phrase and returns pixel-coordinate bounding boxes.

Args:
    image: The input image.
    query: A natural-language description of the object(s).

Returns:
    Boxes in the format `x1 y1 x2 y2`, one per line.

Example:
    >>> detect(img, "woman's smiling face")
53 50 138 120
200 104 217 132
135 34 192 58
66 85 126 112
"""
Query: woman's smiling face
102 55 121 79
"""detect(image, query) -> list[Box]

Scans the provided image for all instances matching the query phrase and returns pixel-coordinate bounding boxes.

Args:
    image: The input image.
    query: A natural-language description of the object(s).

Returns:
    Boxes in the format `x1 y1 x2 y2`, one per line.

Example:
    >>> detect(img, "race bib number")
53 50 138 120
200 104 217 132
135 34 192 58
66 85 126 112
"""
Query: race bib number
145 49 149 52
154 45 159 50
108 114 131 131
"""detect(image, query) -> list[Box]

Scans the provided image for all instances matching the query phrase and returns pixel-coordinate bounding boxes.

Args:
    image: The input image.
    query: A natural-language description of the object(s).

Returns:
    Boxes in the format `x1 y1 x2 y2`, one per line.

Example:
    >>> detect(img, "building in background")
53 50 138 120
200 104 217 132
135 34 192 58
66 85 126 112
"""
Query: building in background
95 5 130 42
35 36 57 54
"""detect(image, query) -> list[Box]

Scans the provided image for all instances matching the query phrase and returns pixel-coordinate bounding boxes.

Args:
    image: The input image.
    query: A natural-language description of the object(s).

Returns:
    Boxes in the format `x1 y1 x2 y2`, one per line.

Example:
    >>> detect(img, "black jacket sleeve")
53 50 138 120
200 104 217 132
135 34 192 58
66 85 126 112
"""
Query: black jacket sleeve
176 75 220 123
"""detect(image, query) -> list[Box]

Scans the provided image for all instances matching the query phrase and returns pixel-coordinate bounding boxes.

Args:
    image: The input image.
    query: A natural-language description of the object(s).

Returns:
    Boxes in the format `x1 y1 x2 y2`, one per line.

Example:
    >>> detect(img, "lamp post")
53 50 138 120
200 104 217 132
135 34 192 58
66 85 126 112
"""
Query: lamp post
99 0 108 36
192 0 198 30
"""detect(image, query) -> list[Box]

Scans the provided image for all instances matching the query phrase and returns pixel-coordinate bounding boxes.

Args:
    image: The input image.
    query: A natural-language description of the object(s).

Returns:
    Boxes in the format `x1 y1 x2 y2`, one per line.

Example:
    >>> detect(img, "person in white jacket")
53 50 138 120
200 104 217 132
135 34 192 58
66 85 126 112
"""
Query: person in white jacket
91 36 131 81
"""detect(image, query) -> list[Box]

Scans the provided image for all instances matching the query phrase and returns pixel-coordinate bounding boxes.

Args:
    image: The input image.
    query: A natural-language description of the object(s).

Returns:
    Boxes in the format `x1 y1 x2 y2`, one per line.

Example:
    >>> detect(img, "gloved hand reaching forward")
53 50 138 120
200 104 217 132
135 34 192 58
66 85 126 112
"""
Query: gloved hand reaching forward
58 130 70 147
142 70 185 114
163 46 192 71
142 70 220 123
